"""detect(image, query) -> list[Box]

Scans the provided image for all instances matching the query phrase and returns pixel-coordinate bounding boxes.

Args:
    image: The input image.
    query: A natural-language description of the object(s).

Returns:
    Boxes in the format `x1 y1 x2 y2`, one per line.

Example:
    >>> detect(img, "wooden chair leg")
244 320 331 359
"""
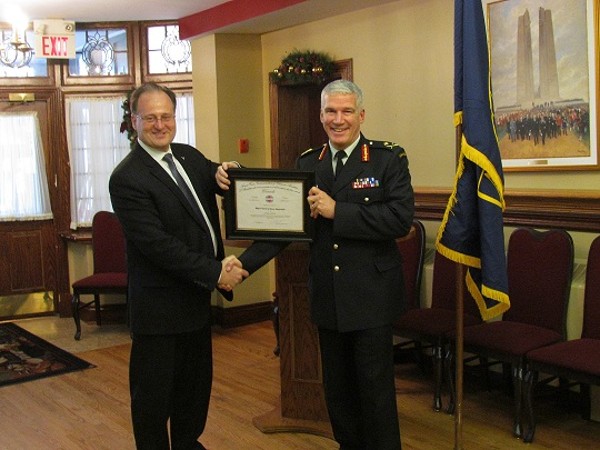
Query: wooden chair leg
445 344 456 415
512 363 524 438
72 293 82 340
581 383 591 420
433 343 444 412
523 368 537 443
94 294 102 325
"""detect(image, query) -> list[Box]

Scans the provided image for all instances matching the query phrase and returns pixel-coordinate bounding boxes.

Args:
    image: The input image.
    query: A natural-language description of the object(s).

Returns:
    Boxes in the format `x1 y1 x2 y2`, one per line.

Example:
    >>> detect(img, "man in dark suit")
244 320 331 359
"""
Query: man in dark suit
109 82 248 450
220 80 414 449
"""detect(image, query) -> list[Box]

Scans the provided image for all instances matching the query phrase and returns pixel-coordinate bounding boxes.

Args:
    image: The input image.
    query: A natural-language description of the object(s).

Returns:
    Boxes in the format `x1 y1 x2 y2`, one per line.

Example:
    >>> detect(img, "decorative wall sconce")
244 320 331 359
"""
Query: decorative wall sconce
0 26 33 69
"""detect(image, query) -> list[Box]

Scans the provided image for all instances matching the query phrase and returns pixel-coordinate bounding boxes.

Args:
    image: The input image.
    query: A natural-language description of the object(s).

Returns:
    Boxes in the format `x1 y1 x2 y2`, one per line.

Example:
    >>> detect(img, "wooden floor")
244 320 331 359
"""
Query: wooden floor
1 319 599 449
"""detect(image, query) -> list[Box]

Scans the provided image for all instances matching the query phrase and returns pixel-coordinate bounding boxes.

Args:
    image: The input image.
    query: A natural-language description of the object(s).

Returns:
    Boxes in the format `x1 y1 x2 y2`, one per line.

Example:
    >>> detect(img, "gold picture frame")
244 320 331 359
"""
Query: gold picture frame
485 0 599 171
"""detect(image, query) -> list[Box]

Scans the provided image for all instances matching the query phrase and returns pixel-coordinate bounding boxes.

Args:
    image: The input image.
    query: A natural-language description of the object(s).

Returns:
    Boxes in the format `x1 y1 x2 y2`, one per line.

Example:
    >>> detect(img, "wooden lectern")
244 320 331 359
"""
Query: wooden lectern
252 244 333 438
256 59 353 439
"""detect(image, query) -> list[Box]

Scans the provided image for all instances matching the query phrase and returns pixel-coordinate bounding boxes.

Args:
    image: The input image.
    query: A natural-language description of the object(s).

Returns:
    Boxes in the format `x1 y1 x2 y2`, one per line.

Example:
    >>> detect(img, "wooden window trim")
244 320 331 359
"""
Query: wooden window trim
139 20 192 88
61 22 137 88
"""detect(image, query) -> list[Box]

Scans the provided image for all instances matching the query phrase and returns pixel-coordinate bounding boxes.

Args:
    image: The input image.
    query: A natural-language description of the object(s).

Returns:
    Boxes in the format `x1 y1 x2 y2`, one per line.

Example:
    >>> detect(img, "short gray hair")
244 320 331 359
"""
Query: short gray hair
321 79 364 110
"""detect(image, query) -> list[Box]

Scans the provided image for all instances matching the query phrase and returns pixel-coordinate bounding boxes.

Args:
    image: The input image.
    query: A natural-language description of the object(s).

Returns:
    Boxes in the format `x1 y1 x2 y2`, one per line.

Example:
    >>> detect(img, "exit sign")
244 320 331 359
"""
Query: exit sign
33 20 76 59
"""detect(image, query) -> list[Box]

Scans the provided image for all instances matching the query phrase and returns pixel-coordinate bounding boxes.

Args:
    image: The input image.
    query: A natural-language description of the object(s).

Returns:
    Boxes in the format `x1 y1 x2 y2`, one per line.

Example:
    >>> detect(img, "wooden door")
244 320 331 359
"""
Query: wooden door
0 91 66 316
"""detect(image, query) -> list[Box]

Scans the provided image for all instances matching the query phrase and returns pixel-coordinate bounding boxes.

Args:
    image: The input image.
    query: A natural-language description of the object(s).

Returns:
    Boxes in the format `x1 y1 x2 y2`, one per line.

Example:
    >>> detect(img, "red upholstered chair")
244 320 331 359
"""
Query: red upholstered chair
392 220 426 361
71 211 128 340
393 249 482 411
447 228 574 438
396 220 426 311
522 235 600 443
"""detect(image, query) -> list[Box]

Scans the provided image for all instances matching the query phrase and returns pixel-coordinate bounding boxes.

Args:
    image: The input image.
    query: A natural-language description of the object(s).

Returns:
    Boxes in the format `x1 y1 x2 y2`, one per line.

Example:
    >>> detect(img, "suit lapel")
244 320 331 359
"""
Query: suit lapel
313 149 334 192
171 149 223 256
175 152 221 229
144 148 210 233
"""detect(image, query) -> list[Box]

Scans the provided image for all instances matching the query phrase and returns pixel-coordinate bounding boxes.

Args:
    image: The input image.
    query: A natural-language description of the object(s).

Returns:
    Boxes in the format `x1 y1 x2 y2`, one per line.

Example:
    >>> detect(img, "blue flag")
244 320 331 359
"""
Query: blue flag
435 0 510 320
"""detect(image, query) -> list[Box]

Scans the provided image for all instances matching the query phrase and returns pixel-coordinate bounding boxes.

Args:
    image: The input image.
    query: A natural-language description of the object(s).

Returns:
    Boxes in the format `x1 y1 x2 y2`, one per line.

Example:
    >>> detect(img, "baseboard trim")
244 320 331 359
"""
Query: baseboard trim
78 300 275 329
212 300 275 328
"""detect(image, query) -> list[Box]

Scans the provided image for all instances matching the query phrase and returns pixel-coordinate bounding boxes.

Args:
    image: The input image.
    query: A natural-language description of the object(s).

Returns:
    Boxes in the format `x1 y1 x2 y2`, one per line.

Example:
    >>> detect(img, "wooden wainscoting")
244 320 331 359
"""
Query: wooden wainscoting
415 188 600 233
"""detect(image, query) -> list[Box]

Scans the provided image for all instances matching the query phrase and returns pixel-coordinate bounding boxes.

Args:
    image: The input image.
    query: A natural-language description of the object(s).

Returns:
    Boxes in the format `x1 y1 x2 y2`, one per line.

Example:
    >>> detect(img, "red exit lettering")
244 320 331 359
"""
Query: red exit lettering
42 36 69 57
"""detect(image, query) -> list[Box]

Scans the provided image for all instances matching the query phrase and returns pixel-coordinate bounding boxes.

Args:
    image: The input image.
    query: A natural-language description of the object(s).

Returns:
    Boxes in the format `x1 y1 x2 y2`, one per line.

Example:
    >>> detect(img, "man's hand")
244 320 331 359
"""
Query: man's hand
218 255 248 291
308 186 336 219
216 162 239 190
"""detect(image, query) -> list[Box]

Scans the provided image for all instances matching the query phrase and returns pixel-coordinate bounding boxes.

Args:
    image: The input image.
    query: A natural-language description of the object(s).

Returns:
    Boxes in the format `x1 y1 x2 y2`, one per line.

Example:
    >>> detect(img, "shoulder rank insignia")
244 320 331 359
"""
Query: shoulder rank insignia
367 140 401 151
300 143 327 159
382 141 401 150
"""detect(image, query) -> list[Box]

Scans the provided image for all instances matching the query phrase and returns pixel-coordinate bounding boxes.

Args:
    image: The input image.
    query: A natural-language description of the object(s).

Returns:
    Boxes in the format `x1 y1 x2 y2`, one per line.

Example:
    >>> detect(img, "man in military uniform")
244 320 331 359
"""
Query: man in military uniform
220 79 414 449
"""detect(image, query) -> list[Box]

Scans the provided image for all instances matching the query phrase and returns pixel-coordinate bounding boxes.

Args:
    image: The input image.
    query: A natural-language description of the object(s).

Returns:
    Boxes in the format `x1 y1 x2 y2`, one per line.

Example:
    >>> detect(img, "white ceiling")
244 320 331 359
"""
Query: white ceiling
2 0 399 36
2 0 230 22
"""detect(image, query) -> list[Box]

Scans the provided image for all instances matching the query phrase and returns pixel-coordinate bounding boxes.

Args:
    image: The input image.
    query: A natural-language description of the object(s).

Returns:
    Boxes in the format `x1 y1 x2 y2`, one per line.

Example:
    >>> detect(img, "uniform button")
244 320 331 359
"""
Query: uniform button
333 244 339 250
364 197 370 202
334 265 340 272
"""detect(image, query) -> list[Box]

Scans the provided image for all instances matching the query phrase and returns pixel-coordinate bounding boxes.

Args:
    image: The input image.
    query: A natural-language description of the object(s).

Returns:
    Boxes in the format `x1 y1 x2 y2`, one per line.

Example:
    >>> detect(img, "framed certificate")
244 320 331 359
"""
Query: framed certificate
223 168 315 242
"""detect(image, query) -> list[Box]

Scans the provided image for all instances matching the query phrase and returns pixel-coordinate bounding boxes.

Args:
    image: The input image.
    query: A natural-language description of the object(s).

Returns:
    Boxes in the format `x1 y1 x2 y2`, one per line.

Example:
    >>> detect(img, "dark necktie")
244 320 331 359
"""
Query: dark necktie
334 151 347 179
163 153 217 255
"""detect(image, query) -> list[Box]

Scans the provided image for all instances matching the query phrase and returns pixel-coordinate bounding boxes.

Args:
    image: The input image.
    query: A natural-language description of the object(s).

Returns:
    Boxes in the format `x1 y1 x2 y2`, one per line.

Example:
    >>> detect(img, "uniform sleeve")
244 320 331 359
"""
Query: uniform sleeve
238 241 289 275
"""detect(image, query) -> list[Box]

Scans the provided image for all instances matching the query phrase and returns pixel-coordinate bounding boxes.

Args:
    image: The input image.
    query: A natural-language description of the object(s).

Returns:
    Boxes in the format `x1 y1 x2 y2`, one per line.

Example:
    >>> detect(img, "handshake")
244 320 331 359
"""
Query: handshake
217 255 249 291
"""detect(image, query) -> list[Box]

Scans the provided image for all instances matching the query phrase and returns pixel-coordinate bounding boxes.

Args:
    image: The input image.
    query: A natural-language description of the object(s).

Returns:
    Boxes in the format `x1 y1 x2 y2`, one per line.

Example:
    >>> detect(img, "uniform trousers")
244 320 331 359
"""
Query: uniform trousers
129 323 212 450
318 325 401 450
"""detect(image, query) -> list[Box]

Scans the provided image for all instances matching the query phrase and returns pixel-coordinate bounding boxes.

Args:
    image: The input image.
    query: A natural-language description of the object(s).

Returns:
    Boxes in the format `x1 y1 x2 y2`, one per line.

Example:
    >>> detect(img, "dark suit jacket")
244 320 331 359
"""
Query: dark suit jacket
109 142 229 335
240 134 414 332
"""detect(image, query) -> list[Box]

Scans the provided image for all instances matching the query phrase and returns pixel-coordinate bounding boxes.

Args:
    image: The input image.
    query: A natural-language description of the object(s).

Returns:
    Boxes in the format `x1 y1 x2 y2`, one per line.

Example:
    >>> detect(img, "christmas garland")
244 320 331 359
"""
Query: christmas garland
270 50 334 85
120 90 137 150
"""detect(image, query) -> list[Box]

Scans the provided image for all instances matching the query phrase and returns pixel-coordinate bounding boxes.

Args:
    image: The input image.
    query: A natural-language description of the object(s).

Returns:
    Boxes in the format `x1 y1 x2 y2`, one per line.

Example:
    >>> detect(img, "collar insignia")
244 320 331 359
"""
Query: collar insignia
318 143 328 161
361 143 370 162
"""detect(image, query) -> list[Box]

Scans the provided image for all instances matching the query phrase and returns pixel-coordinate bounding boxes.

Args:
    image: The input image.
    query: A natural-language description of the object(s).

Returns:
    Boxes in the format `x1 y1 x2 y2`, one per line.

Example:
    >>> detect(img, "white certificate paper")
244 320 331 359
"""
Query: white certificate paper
235 180 304 232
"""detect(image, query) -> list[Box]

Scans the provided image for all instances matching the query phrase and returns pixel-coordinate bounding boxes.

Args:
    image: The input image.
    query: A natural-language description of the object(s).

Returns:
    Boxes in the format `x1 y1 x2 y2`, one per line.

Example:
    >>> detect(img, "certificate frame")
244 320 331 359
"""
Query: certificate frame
223 168 315 242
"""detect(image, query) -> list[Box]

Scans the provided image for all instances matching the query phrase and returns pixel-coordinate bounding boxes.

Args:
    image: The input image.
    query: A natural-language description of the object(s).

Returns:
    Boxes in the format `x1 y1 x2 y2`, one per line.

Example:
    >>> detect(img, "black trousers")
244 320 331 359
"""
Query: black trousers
129 323 212 450
318 325 401 450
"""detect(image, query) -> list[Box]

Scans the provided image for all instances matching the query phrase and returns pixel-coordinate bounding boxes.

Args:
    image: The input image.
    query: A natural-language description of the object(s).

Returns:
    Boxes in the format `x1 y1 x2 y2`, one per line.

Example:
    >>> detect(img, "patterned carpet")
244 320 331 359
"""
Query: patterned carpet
0 322 94 387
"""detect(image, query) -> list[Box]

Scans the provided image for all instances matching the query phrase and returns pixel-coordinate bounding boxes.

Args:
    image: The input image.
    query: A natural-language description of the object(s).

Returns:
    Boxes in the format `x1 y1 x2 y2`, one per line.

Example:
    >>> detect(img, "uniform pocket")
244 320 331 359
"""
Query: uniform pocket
347 187 384 204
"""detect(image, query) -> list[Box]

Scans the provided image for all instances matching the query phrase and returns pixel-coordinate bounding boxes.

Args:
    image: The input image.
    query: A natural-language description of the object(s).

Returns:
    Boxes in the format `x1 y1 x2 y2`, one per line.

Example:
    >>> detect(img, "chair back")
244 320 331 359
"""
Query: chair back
396 220 426 310
430 251 481 318
504 228 573 335
582 235 600 339
92 211 127 274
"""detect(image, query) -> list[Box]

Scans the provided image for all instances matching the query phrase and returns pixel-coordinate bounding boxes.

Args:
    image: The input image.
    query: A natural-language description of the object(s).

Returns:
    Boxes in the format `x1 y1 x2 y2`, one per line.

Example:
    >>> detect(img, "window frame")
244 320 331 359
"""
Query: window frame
61 22 137 88
140 20 192 87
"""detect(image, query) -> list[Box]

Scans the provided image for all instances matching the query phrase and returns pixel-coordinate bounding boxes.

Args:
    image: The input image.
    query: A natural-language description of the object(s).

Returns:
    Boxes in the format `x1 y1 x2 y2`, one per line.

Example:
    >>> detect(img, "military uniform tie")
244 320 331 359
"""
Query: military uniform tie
334 150 347 179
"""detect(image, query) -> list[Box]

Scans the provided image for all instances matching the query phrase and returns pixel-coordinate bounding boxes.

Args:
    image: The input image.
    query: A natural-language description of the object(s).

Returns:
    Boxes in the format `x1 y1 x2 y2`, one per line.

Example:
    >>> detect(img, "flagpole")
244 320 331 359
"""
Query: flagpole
454 124 464 450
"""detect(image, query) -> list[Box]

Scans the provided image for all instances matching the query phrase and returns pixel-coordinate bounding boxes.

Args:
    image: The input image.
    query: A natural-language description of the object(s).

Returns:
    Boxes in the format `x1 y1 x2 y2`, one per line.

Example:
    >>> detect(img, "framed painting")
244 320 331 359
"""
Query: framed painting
484 0 598 171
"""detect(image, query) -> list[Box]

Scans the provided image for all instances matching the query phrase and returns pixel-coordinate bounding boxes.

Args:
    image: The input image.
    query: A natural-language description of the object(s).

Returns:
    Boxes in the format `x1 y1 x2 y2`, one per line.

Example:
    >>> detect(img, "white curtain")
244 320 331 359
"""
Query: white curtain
67 92 196 229
175 93 196 147
0 112 53 221
66 96 130 228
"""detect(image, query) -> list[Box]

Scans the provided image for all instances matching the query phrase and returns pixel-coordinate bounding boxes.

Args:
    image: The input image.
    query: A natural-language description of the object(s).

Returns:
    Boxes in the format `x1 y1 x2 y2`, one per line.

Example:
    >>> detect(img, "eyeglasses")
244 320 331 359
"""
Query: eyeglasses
136 114 176 125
